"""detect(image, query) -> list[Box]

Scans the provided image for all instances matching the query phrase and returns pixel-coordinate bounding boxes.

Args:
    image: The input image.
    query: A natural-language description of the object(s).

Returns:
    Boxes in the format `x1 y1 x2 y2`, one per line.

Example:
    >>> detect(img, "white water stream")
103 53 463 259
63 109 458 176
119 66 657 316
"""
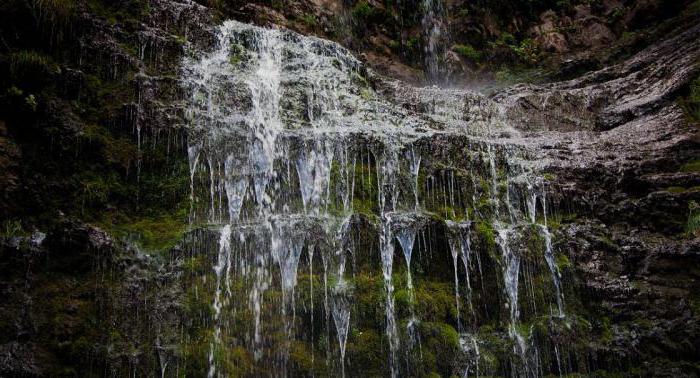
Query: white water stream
182 19 566 377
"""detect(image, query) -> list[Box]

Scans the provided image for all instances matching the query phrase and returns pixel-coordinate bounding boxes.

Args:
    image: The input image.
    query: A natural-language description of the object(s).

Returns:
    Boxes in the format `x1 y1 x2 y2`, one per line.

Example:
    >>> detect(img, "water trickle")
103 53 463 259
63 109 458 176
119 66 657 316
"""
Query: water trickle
295 140 334 214
447 221 474 329
331 284 351 378
541 225 564 317
396 224 417 290
447 223 462 329
407 146 422 210
380 215 400 378
208 225 231 378
395 216 422 371
496 225 530 371
224 155 247 222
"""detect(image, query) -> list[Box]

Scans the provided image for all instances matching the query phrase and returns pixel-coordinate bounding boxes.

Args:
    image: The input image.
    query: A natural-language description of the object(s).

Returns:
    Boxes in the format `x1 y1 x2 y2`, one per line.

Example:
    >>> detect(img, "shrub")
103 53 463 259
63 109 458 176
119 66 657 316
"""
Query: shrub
9 50 53 76
513 38 539 64
1 220 25 237
298 14 317 27
352 1 377 22
452 44 482 61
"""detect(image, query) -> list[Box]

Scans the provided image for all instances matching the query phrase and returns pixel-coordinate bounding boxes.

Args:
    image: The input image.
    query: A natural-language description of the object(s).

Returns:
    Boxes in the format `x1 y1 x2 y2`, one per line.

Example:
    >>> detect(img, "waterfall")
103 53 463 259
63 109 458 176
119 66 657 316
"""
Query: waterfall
181 19 566 377
422 0 451 82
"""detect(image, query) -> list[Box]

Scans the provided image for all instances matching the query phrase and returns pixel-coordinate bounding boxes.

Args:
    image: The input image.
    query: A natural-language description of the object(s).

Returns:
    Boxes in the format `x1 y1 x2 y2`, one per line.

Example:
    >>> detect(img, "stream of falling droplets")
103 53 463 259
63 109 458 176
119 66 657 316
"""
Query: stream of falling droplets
181 19 567 377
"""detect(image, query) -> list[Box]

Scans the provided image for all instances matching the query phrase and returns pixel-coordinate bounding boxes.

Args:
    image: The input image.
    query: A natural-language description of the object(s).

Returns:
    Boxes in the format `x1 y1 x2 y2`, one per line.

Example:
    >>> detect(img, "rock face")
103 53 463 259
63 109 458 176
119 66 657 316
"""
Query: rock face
0 0 699 376
493 17 700 376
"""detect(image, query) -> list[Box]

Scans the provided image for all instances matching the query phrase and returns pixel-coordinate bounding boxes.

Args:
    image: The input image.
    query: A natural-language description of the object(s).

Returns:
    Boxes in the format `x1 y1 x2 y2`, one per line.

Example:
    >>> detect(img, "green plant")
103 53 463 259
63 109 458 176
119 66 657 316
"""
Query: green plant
1 220 24 237
513 38 539 64
495 68 515 83
24 94 37 111
556 253 572 270
452 44 482 61
352 1 377 22
388 39 400 51
9 50 54 76
475 221 496 251
298 14 317 27
496 32 516 46
609 7 625 21
680 159 700 172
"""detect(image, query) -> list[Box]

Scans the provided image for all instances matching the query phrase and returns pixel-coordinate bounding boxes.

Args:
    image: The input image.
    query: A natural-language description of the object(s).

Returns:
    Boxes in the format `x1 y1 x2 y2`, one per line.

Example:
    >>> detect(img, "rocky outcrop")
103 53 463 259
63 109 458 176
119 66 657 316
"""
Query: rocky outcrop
490 15 700 375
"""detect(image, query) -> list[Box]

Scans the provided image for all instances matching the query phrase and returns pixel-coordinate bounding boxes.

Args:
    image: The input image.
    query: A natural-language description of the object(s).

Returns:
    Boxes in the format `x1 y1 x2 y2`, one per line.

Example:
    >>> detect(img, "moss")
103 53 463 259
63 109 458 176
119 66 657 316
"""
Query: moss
290 340 315 373
360 87 373 100
228 43 246 66
679 159 700 172
414 281 458 323
419 322 461 376
689 297 700 316
514 322 533 338
394 288 413 315
555 253 572 271
351 272 385 328
351 159 379 217
474 221 496 252
346 328 384 374
100 205 188 251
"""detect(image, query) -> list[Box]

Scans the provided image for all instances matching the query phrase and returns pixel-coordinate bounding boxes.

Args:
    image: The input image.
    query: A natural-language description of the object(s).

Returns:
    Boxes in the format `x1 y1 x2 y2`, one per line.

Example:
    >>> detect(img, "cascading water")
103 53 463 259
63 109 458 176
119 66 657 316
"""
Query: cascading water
422 0 451 82
181 19 570 377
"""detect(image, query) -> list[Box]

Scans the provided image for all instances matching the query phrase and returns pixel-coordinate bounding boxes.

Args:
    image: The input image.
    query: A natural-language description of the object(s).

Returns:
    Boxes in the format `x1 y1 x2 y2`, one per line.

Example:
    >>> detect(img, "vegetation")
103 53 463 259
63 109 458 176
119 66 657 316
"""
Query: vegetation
452 44 482 61
351 1 380 24
680 159 700 172
0 0 189 251
297 14 318 28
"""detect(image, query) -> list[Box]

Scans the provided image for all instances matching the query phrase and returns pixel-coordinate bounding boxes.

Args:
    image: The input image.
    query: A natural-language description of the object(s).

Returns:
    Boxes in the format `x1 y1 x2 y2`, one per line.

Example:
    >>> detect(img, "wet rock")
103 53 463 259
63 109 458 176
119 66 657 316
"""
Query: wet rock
0 120 21 216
